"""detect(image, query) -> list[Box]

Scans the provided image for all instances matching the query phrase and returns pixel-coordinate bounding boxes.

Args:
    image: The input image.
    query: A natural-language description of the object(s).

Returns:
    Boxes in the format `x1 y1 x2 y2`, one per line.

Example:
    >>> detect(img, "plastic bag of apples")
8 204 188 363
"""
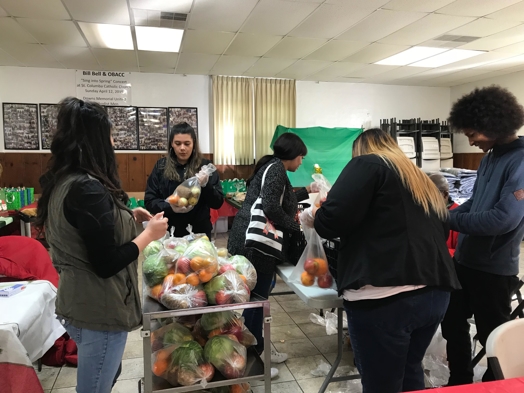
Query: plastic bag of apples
289 225 335 290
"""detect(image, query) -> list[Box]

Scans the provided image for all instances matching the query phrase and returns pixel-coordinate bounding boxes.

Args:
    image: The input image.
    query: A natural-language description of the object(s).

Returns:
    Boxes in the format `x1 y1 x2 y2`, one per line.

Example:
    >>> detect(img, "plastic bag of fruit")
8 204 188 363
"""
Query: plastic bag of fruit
159 281 208 310
200 311 257 347
312 173 331 208
151 322 194 352
175 237 219 287
163 227 189 256
152 340 215 387
166 164 217 213
222 255 257 291
204 270 250 305
143 239 163 258
289 225 335 290
204 335 247 379
143 248 176 288
184 224 209 243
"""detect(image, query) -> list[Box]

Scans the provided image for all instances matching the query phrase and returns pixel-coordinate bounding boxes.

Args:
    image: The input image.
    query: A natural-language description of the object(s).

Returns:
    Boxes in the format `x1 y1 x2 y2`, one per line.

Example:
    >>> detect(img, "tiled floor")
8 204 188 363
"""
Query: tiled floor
35 235 524 392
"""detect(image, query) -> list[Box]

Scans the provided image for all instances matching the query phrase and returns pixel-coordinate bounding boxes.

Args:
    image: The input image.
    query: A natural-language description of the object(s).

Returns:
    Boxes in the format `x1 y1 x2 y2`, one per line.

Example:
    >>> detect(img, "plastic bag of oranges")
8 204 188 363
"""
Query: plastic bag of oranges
174 237 219 287
166 163 217 213
289 225 335 290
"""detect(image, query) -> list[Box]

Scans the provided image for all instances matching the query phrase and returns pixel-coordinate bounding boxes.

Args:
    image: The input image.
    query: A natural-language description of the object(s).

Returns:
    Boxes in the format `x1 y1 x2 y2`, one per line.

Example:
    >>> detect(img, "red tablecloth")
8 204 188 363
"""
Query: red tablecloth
413 378 524 392
210 201 239 225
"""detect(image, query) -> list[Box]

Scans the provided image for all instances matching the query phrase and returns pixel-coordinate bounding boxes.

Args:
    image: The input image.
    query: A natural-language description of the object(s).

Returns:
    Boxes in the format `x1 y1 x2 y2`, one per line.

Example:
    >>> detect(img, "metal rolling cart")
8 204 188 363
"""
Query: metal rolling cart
139 286 272 393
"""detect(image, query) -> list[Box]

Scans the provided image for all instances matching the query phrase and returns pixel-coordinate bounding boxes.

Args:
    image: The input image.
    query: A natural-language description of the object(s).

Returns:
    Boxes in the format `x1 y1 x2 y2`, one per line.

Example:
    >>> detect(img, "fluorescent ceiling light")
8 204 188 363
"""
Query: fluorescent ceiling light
375 47 449 66
410 49 484 67
135 26 183 52
79 23 134 50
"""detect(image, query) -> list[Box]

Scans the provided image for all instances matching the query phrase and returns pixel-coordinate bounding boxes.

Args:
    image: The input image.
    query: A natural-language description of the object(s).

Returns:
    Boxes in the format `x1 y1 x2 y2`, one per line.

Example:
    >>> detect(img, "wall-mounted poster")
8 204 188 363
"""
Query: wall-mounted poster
138 107 168 151
3 103 39 150
39 103 59 150
168 107 198 134
106 106 138 150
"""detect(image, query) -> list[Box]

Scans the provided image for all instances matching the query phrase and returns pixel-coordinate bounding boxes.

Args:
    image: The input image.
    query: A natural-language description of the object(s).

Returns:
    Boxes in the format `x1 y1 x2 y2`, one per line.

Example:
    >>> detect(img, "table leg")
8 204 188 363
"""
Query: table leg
318 307 344 393
20 220 25 236
263 302 272 393
24 222 31 238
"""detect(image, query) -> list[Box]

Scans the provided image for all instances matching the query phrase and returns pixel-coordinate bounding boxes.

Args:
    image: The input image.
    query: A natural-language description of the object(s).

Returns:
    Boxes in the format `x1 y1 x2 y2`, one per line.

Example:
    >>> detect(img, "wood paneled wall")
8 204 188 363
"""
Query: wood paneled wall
0 152 255 193
453 153 485 170
0 151 484 194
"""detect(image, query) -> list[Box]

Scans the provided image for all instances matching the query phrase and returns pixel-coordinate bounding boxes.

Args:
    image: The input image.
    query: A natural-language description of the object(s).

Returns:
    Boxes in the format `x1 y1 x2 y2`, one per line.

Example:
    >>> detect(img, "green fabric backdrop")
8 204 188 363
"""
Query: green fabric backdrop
270 125 363 187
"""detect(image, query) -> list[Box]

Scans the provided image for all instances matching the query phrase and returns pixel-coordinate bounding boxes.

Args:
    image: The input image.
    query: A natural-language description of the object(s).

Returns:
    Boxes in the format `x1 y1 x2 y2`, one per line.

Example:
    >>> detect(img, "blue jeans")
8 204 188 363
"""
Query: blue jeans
64 322 128 393
243 271 274 354
344 289 450 393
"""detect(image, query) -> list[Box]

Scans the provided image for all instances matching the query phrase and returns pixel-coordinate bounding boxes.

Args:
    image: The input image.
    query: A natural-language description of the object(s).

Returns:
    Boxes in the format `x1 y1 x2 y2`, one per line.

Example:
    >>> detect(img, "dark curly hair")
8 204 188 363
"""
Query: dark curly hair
448 85 524 139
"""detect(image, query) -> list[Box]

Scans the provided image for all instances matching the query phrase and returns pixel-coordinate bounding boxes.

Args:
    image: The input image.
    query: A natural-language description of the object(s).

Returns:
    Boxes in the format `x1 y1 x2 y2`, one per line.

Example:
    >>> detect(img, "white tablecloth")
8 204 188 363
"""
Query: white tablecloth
0 280 65 362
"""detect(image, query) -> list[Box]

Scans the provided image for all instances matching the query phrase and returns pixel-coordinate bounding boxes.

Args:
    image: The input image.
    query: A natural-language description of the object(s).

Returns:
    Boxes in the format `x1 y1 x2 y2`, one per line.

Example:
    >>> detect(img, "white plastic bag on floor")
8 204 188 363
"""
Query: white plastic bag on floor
425 326 447 359
309 312 348 335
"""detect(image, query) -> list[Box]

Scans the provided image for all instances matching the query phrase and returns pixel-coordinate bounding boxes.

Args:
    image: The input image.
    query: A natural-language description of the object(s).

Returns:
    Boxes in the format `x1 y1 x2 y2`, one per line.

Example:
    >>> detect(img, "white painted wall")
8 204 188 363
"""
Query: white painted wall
450 70 524 153
296 81 451 129
0 67 212 152
0 66 455 154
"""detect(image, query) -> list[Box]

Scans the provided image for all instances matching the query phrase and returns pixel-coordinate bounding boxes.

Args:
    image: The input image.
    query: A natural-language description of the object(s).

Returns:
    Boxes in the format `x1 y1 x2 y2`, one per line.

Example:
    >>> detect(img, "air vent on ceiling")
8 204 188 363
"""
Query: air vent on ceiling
160 12 188 21
435 35 480 43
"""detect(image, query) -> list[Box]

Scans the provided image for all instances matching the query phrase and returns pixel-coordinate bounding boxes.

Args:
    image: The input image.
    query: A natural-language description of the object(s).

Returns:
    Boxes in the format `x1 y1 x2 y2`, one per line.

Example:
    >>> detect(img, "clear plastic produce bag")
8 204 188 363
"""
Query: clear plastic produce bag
220 255 257 291
312 173 331 208
204 335 247 379
200 311 257 347
166 164 217 213
175 237 219 286
204 270 251 305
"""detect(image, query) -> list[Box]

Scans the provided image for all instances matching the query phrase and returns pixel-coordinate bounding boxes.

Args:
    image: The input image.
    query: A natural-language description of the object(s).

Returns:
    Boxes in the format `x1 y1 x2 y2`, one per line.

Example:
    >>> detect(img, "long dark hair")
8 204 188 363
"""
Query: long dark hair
36 97 128 229
247 132 307 187
163 122 203 181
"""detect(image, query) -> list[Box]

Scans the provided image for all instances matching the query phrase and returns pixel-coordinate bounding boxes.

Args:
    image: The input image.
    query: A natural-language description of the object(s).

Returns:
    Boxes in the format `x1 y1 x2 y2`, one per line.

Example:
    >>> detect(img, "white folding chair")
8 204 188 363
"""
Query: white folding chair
486 318 524 380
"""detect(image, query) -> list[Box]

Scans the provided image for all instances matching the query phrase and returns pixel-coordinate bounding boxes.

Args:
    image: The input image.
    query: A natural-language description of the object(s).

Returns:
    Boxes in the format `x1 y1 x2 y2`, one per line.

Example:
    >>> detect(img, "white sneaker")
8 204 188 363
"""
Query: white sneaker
271 349 288 364
271 367 279 379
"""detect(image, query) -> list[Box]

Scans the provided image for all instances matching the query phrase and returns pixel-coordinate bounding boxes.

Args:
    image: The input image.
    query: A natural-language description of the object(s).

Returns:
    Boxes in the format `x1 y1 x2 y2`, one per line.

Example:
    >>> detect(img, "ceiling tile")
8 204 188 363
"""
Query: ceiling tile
382 0 455 13
287 3 375 39
137 50 178 67
91 48 138 70
189 0 258 32
182 30 235 55
0 47 22 66
241 0 319 36
0 43 63 67
325 0 390 6
488 2 524 22
0 0 70 19
79 22 133 50
44 45 100 69
139 66 175 74
225 33 283 57
264 36 327 59
0 6 7 17
436 0 522 17
242 57 296 77
275 60 333 78
0 17 38 44
175 52 219 74
129 0 193 13
493 40 524 53
360 66 429 82
305 40 369 61
337 10 427 42
308 62 367 78
431 51 519 72
460 24 524 50
342 43 409 63
345 64 398 78
423 68 494 85
62 0 130 25
475 53 524 70
448 18 522 37
379 14 475 45
16 19 86 46
210 55 259 75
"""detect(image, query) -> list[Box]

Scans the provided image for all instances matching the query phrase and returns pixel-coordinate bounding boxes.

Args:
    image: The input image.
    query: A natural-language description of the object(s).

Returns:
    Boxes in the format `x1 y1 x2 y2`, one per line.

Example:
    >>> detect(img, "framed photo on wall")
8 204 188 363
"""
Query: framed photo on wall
168 107 198 135
138 107 168 151
106 106 138 150
39 103 59 150
3 103 39 150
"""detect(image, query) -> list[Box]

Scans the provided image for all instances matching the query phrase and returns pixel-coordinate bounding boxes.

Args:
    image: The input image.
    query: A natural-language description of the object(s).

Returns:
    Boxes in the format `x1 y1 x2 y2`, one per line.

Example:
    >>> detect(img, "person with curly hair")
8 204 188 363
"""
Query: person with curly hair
441 85 524 385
